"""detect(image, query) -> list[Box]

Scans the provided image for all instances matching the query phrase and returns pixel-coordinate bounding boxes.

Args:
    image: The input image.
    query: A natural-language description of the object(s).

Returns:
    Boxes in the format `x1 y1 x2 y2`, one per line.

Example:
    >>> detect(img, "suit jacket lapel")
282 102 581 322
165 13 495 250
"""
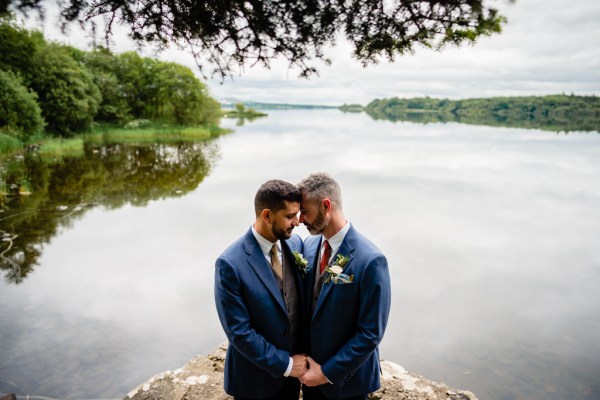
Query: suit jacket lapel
312 228 356 319
281 239 303 303
244 230 286 313
304 236 321 297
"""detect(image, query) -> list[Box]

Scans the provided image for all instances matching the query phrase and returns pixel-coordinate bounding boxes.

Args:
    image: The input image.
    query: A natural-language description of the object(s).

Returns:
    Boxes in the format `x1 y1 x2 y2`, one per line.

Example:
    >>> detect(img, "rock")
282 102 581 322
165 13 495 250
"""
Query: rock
124 342 478 400
124 343 230 400
371 360 479 400
0 394 17 400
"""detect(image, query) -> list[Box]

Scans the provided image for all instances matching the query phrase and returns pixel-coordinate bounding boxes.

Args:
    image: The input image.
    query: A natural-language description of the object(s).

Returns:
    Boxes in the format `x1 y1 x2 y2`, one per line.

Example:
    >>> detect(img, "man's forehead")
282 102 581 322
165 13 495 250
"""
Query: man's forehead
301 195 320 206
283 200 301 210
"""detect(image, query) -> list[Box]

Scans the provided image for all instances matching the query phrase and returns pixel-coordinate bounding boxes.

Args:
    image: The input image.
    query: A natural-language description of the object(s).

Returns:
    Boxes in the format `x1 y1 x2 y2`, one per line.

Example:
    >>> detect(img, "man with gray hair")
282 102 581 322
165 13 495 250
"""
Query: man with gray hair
297 172 391 400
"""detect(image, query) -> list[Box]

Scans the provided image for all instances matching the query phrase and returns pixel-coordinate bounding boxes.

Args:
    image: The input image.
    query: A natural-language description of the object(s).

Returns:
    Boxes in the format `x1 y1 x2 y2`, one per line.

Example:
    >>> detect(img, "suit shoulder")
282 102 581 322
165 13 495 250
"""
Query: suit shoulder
352 228 385 257
218 234 248 261
304 234 321 247
285 233 303 252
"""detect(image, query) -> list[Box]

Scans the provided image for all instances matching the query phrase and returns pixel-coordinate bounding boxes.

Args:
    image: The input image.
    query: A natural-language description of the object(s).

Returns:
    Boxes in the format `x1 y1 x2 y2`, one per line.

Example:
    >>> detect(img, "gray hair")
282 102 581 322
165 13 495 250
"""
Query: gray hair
297 172 343 209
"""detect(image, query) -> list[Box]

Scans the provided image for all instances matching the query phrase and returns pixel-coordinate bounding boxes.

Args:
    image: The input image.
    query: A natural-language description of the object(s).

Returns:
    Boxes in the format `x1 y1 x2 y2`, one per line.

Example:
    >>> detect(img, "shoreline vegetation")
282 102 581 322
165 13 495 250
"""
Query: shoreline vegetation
340 94 600 133
35 123 228 157
1 123 230 158
0 17 224 157
222 103 268 121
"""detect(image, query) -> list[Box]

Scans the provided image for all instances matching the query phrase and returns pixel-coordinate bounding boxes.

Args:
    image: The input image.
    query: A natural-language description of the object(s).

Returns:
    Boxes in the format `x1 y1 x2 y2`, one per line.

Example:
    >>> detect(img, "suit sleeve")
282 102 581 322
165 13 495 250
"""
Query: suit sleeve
214 256 290 377
321 254 392 386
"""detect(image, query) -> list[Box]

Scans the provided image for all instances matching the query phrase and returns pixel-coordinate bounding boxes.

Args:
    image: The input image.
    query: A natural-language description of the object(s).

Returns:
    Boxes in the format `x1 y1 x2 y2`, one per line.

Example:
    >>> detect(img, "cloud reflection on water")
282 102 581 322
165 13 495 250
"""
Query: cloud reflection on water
1 109 599 399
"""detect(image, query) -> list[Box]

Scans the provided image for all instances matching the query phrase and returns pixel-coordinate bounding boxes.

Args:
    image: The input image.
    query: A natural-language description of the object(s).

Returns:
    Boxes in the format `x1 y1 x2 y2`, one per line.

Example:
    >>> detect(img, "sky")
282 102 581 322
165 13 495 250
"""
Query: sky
20 0 600 106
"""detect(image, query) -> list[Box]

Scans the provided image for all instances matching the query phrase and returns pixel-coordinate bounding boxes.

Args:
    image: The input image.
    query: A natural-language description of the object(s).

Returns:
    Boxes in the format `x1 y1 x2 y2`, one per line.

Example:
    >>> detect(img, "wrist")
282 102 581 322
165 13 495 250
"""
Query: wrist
283 357 293 377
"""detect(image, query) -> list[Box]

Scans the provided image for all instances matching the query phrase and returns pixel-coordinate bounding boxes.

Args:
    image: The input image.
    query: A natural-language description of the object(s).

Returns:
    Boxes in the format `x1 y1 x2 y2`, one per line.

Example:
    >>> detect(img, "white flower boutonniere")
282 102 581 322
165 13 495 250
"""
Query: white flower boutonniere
292 251 310 277
324 254 353 285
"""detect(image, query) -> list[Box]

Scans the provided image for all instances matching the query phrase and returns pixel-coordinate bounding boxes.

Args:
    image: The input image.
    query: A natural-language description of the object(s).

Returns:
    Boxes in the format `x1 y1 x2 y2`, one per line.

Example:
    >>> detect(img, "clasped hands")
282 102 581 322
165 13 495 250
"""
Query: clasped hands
290 354 328 386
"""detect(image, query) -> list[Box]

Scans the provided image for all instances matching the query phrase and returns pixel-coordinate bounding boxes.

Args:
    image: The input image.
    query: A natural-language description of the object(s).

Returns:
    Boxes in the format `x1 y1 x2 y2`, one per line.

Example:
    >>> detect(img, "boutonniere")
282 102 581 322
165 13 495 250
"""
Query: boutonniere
324 254 354 284
292 251 310 277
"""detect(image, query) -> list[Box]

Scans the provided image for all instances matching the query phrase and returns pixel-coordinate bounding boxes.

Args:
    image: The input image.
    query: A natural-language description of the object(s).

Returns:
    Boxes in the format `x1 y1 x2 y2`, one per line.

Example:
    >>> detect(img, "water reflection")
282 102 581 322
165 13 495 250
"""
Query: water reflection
0 141 218 284
222 114 266 126
360 107 600 133
1 110 599 400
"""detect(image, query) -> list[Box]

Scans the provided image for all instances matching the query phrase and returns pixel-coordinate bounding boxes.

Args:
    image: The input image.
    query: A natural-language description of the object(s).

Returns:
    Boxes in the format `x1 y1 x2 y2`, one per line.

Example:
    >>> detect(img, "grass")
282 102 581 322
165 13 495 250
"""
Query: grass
0 122 230 157
38 137 85 159
88 123 230 144
0 132 23 157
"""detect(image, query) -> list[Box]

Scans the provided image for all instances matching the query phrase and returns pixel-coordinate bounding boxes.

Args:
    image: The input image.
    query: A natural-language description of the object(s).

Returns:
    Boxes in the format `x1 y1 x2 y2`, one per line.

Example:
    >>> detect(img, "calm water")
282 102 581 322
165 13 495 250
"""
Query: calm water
1 109 599 400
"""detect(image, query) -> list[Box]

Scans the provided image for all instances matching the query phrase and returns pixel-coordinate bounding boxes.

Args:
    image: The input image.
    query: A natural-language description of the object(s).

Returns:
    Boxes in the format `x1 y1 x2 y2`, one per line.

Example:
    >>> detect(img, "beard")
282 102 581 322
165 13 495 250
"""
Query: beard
305 210 326 235
272 220 293 240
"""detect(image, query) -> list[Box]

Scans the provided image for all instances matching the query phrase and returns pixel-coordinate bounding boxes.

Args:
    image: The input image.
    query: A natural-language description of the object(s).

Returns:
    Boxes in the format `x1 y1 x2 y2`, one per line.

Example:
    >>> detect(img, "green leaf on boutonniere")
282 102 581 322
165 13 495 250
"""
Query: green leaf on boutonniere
292 251 310 277
324 254 353 284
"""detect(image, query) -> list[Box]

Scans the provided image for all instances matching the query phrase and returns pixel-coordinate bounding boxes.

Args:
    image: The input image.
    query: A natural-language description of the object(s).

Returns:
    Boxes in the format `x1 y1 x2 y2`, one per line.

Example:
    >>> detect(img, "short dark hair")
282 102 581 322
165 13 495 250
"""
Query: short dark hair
254 179 302 216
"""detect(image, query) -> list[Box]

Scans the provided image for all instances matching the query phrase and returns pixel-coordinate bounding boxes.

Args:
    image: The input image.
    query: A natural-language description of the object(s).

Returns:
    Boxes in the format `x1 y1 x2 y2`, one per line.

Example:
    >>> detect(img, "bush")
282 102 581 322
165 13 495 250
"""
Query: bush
28 43 101 136
0 69 45 140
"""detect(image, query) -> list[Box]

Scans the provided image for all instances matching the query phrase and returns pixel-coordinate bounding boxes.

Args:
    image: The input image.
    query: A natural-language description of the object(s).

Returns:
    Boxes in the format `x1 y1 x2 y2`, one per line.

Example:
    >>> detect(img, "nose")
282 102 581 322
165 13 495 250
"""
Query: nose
299 213 305 224
292 214 299 226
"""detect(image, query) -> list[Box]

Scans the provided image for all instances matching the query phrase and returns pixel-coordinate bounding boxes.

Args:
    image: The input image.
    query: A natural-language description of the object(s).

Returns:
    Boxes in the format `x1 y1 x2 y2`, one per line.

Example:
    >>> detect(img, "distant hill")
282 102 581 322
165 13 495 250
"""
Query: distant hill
221 99 337 110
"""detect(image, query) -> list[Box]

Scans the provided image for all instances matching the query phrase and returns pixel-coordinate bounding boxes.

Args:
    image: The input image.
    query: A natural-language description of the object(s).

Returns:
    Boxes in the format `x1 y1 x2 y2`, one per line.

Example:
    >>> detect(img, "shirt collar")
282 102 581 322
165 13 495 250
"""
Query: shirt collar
324 221 351 254
252 225 279 256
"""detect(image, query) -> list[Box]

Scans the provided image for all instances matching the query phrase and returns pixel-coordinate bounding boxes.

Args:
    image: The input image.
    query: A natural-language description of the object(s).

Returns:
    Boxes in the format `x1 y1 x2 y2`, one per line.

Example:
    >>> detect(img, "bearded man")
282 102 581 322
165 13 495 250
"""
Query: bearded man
214 179 308 400
297 172 391 400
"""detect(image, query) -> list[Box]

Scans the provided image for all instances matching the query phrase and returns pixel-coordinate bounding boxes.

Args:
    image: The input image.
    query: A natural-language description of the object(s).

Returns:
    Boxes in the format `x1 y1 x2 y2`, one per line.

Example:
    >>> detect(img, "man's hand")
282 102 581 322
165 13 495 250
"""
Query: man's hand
300 356 329 386
289 354 308 378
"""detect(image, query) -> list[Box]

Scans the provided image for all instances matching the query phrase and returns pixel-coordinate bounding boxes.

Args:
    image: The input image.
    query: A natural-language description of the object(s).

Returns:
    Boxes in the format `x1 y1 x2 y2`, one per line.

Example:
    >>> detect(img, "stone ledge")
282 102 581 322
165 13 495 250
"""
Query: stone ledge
124 342 478 400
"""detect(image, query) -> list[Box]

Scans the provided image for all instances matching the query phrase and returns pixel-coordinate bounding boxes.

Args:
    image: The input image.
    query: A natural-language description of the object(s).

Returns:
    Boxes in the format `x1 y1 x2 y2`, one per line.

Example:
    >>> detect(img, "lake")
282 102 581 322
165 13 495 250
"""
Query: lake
1 109 599 400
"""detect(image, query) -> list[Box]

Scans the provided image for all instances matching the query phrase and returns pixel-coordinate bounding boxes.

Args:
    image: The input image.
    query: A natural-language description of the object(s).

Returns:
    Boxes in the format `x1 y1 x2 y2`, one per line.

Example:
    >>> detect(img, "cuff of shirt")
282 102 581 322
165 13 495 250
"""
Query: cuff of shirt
283 357 293 377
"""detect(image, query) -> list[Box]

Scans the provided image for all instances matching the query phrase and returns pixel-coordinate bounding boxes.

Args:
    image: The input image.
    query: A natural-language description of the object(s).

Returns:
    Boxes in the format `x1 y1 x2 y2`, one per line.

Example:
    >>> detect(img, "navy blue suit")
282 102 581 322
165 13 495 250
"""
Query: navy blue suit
304 225 391 398
214 228 305 398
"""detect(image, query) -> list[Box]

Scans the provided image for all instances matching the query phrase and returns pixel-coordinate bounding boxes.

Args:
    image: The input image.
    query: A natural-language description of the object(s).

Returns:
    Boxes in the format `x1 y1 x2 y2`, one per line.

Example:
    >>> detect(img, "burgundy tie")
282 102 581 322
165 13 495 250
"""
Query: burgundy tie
320 240 331 274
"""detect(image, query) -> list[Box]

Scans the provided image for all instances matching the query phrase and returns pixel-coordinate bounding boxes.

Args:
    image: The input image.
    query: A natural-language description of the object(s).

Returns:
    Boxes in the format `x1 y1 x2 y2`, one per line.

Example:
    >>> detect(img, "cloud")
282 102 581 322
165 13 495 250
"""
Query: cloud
20 0 600 105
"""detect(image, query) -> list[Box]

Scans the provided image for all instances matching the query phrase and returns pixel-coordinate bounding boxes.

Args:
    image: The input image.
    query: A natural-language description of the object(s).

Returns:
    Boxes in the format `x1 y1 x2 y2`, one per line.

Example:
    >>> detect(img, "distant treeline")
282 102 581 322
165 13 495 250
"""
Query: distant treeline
0 17 221 150
342 95 600 133
224 100 337 110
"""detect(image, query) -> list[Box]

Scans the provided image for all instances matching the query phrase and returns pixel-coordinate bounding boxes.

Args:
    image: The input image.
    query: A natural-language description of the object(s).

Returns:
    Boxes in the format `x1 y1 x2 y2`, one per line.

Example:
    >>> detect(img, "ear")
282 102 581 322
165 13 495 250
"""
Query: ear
261 208 271 223
322 198 331 212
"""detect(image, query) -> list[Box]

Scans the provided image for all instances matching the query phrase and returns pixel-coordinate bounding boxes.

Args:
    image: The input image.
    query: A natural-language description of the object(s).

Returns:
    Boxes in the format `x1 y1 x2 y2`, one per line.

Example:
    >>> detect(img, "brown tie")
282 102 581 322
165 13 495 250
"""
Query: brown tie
270 244 283 280
320 240 331 275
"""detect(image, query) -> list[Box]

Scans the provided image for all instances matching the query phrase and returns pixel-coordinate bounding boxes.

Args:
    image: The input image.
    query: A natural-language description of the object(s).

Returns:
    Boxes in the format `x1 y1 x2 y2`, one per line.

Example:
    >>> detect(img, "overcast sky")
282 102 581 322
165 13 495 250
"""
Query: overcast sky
23 0 600 106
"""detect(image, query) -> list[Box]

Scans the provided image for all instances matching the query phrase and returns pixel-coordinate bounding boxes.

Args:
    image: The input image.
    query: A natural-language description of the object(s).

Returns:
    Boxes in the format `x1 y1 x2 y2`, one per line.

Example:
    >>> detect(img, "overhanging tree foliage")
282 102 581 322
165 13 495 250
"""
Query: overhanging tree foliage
1 0 508 78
